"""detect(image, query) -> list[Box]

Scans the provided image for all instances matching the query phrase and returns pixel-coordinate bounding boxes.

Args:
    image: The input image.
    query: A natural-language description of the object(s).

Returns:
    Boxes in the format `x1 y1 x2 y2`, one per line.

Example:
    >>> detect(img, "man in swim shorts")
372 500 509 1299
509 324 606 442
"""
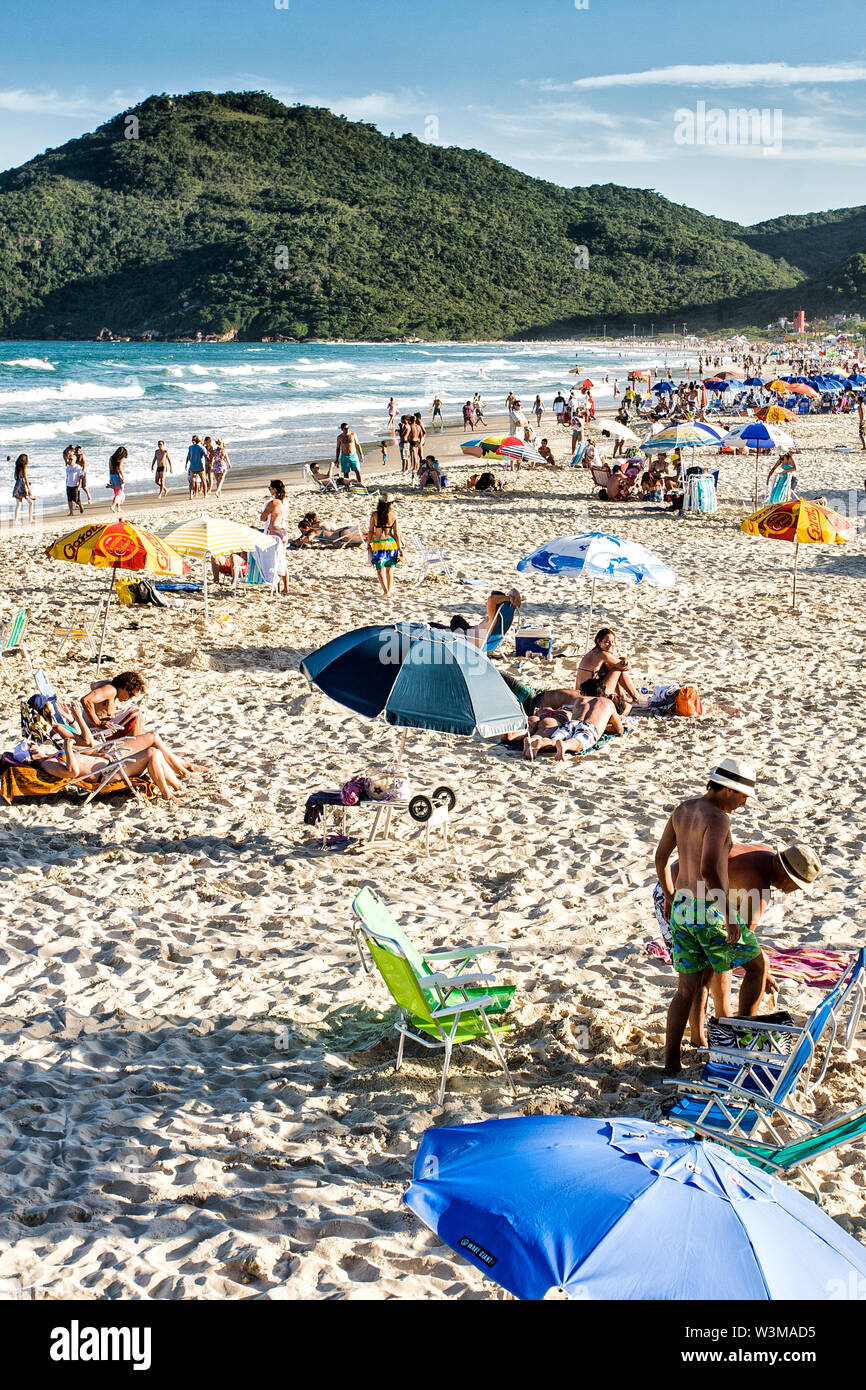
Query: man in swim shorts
334 423 365 485
654 756 763 1075
523 678 622 760
652 841 821 1045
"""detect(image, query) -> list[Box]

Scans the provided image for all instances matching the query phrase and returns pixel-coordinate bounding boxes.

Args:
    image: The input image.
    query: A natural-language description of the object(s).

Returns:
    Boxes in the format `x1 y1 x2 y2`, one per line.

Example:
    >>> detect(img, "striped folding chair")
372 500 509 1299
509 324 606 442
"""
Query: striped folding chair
0 607 34 685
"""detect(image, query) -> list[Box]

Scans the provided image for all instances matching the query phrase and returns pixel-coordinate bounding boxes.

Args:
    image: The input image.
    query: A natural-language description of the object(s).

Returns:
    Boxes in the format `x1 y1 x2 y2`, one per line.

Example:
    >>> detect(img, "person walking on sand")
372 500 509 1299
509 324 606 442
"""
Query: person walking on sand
186 435 206 498
12 453 35 524
65 446 84 516
203 436 215 495
857 397 866 452
75 446 91 504
533 395 545 430
473 393 486 425
260 479 289 597
335 423 365 486
151 441 172 497
367 493 404 600
462 400 475 432
108 447 127 513
654 756 764 1076
211 438 231 496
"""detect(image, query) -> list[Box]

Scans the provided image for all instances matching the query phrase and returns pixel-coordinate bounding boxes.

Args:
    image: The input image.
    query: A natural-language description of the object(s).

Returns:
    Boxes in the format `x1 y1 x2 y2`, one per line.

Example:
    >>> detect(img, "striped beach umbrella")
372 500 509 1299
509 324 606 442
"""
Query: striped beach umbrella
46 519 187 670
160 517 276 621
497 441 546 466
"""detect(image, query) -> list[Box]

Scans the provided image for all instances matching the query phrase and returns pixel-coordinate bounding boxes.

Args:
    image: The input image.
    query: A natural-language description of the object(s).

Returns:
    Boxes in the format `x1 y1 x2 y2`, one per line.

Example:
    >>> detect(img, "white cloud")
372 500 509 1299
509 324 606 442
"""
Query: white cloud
544 62 866 91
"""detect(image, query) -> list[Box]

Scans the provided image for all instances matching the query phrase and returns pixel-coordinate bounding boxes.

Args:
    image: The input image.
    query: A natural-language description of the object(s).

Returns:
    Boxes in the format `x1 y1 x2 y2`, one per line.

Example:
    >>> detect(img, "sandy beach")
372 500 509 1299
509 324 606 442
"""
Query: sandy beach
1 398 865 1300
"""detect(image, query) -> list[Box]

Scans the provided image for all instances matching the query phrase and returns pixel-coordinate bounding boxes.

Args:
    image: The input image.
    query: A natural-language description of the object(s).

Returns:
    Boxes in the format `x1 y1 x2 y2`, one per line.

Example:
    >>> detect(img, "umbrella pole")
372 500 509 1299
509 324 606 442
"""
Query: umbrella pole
754 447 759 510
95 567 116 674
792 539 799 608
585 578 596 651
394 727 408 773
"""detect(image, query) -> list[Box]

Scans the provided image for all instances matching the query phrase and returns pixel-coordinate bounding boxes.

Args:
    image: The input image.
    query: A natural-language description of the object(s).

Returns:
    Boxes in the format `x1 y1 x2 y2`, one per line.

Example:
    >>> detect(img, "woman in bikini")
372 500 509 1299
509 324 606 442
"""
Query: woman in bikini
260 479 289 596
290 513 364 547
211 438 231 496
12 454 35 524
32 724 199 804
367 494 404 599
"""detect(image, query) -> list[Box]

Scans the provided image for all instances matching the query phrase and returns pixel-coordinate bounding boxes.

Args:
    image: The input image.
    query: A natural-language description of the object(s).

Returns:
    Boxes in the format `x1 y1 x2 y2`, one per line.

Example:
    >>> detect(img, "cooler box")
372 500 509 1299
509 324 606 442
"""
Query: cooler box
515 625 553 658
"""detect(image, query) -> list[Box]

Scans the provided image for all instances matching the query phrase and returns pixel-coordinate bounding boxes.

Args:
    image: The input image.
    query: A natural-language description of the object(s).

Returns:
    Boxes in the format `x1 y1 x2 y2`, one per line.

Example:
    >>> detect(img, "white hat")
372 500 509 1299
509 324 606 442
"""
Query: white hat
777 843 821 889
708 756 757 796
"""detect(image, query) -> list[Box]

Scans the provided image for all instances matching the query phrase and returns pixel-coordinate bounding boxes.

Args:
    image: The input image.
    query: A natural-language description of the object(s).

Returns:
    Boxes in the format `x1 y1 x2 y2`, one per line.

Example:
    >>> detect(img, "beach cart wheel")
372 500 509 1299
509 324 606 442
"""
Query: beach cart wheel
408 794 434 823
431 785 457 810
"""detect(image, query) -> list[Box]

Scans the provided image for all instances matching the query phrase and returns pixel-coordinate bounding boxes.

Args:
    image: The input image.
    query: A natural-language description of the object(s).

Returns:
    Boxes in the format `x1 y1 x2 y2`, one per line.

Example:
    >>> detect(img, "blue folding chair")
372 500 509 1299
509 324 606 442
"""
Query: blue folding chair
484 601 517 656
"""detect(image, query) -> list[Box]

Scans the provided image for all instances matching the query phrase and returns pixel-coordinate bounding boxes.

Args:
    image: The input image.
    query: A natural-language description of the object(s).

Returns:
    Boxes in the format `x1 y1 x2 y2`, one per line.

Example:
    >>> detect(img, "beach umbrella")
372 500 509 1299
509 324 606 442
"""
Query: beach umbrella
640 421 723 452
652 381 675 394
480 434 522 458
497 441 546 466
300 623 527 768
459 437 487 458
766 379 791 394
786 384 819 398
714 370 744 379
719 421 796 509
847 374 866 386
741 498 855 607
744 376 766 386
516 531 675 647
404 1115 866 1301
756 405 796 423
159 517 277 621
46 519 187 671
588 419 639 444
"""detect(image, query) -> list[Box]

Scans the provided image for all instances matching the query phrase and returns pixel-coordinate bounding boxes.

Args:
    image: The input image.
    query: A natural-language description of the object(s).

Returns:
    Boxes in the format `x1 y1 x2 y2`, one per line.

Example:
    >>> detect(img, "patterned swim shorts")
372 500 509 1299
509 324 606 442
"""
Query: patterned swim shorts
669 891 761 975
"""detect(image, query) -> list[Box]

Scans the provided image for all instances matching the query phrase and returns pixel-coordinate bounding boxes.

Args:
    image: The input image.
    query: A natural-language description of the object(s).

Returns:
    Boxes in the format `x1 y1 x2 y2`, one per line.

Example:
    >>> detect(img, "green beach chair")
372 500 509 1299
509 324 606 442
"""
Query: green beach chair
693 1092 866 1205
356 919 516 1106
351 885 515 1014
0 607 34 685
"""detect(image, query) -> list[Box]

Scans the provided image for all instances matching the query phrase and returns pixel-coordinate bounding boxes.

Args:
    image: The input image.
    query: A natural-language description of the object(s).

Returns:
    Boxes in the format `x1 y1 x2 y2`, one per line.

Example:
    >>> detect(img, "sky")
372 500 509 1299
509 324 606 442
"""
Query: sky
1 0 864 225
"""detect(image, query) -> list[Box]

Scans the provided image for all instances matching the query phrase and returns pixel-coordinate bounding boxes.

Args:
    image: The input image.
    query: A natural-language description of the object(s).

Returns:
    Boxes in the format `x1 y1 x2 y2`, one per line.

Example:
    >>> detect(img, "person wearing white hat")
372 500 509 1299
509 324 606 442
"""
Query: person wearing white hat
654 755 764 1075
652 839 822 1047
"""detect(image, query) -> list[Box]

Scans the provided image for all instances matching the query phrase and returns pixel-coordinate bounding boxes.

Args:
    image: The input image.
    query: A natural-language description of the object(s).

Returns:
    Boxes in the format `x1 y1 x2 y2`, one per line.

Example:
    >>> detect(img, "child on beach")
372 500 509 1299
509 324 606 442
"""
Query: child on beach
380 439 388 468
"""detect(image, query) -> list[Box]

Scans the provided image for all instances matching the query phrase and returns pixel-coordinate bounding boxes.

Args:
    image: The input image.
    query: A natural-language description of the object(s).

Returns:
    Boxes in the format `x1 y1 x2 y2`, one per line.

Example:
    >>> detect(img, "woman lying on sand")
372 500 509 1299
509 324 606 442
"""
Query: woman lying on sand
29 725 203 804
431 589 522 648
290 512 365 548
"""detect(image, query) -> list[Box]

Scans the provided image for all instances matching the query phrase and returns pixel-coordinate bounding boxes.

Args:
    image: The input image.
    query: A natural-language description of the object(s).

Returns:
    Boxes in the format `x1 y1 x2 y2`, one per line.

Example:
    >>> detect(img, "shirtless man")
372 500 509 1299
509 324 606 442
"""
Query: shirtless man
524 677 623 760
654 757 763 1075
577 628 640 712
81 671 146 736
409 413 426 472
334 423 365 486
151 441 172 497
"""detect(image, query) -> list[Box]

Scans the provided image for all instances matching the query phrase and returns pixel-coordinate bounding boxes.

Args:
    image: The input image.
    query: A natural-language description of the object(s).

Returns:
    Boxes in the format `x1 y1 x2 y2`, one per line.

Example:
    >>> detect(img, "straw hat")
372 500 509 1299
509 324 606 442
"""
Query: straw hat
777 843 821 890
708 755 757 796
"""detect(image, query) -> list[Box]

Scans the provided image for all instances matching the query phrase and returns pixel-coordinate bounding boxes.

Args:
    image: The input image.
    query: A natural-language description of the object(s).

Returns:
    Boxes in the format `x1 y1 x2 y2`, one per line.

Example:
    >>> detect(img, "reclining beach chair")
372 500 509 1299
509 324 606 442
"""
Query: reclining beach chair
666 948 865 1140
53 597 108 660
0 607 34 686
410 531 453 585
590 464 612 490
569 441 588 467
694 1095 866 1203
302 464 338 494
483 599 517 656
353 916 515 1106
351 885 515 1013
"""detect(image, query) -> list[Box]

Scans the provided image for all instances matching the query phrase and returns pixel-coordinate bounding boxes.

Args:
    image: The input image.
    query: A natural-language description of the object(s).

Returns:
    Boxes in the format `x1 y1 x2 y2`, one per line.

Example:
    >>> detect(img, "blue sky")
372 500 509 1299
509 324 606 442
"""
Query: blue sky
1 0 864 224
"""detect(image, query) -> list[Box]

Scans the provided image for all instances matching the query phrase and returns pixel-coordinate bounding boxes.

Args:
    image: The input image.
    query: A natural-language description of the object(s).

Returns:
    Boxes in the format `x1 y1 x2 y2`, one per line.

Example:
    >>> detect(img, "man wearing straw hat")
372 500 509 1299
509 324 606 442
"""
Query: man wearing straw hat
655 756 765 1075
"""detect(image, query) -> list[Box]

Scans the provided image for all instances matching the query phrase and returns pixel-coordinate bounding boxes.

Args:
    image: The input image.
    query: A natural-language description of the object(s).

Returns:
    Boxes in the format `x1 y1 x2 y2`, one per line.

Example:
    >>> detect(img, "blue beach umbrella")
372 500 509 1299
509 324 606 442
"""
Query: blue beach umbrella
652 380 675 393
300 622 527 762
720 420 796 509
744 376 766 386
404 1115 866 1300
517 531 674 645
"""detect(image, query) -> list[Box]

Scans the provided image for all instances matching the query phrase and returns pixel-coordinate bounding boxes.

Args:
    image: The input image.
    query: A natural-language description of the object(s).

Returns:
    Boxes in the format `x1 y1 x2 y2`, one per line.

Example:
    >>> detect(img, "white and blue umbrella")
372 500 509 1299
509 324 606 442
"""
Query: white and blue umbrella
517 531 675 646
405 1116 866 1301
719 421 796 509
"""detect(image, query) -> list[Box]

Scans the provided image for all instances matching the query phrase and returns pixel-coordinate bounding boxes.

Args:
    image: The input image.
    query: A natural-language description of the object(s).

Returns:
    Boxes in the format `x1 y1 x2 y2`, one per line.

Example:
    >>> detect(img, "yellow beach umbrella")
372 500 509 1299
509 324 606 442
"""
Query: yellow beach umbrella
740 498 856 607
159 517 276 620
46 519 187 669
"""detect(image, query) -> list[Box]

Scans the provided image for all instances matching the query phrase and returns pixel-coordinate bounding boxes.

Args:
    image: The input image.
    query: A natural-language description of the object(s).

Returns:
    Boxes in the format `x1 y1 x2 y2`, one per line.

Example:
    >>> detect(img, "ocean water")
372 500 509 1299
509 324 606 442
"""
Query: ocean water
0 340 702 506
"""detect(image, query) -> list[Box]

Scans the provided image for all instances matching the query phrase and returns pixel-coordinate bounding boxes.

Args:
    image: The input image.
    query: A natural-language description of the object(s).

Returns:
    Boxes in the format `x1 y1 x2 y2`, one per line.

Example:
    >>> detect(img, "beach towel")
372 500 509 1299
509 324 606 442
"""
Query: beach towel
0 754 153 804
644 938 853 989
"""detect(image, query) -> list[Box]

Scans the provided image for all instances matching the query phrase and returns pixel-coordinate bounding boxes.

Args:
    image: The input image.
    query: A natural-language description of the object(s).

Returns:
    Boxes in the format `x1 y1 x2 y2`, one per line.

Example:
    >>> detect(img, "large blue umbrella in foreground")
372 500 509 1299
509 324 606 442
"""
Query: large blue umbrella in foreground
300 623 526 755
405 1115 866 1300
517 532 675 646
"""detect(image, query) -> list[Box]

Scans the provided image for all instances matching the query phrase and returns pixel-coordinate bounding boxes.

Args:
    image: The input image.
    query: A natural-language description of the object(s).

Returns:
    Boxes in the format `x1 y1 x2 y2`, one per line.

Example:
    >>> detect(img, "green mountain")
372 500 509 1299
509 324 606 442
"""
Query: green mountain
0 91 861 341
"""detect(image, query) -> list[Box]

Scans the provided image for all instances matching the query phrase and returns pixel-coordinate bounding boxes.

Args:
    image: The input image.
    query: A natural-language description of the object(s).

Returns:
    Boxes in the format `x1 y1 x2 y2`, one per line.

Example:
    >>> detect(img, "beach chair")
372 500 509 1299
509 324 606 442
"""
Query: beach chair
351 884 515 1013
666 948 865 1140
302 464 338 494
353 916 515 1106
569 441 588 467
53 598 108 660
590 464 612 490
696 1096 866 1203
410 532 453 585
484 599 517 656
0 607 34 686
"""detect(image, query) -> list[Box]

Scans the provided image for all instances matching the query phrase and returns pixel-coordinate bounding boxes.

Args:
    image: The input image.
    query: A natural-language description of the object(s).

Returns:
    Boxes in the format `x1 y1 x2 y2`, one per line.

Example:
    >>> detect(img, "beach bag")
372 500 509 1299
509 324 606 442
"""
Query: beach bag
364 767 411 803
674 686 703 717
707 1012 795 1057
134 579 168 607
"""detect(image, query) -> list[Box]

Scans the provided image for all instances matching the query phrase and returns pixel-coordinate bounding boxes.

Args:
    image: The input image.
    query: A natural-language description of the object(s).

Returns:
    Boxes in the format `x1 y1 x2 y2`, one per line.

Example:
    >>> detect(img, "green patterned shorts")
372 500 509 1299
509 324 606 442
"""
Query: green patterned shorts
669 891 761 975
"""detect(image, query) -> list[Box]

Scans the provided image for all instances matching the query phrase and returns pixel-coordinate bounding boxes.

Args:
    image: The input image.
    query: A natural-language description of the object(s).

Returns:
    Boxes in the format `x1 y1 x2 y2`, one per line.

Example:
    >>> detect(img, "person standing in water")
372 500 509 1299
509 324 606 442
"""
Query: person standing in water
12 454 35 524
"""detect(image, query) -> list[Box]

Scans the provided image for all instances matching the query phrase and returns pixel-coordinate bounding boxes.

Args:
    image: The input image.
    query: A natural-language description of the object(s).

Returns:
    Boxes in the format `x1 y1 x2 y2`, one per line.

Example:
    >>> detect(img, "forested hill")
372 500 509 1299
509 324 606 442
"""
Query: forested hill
0 91 860 340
